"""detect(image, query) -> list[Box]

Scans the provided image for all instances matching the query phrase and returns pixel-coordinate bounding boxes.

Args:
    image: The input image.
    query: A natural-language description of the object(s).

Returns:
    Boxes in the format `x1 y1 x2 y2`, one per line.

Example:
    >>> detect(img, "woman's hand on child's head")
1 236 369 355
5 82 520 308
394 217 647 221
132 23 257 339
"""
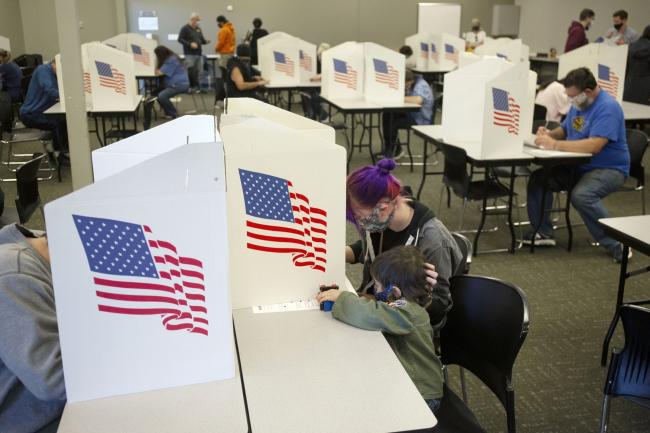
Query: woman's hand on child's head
316 289 341 303
424 263 438 287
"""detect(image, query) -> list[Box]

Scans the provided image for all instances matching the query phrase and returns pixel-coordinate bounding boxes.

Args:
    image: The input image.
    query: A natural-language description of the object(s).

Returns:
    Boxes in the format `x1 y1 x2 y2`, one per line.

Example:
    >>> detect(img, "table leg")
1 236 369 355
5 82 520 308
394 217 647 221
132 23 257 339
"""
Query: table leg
368 113 375 163
601 245 629 366
287 90 292 112
473 171 489 256
507 166 516 253
416 139 429 200
347 113 356 171
94 117 103 147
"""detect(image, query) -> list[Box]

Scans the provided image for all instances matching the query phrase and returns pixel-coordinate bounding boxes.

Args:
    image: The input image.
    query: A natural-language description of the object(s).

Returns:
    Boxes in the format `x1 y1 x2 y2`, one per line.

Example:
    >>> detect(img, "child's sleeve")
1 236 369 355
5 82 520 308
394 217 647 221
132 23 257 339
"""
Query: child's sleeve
331 291 414 335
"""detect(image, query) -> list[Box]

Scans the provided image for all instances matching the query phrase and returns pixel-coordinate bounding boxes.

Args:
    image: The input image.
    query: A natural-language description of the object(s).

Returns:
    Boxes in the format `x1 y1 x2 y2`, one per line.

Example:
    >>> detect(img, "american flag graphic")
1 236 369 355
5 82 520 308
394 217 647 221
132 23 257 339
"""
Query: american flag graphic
95 61 126 94
83 72 91 94
333 58 357 90
239 169 327 273
373 58 399 90
73 215 209 336
444 44 458 63
299 50 313 71
420 42 429 59
274 51 295 76
492 88 520 135
431 43 439 63
131 44 151 66
598 64 619 99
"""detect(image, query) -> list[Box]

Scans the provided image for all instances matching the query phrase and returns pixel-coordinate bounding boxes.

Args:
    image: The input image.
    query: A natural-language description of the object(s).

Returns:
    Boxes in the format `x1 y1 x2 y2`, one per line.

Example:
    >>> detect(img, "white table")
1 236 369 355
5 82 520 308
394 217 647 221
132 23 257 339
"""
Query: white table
233 307 437 433
57 360 248 433
621 101 650 121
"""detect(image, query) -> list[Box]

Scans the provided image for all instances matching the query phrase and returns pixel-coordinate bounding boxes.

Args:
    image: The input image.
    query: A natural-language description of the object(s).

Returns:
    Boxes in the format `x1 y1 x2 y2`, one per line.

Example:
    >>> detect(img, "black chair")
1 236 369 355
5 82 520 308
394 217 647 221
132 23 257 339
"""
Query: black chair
440 275 530 433
439 142 514 255
0 154 46 226
451 232 472 275
299 91 350 148
613 129 648 214
600 305 650 433
533 103 547 122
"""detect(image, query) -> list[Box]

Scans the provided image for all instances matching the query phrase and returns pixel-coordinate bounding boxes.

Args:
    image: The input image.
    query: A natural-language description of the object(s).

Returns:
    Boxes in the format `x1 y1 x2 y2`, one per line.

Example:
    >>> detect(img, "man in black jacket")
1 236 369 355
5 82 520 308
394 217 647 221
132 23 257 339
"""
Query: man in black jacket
178 12 210 91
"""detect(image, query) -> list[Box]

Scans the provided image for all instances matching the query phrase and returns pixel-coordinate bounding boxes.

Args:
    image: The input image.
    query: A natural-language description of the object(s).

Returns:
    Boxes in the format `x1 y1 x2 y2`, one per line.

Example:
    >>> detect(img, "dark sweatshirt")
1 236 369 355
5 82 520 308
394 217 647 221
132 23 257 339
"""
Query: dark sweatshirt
178 23 207 56
565 21 588 53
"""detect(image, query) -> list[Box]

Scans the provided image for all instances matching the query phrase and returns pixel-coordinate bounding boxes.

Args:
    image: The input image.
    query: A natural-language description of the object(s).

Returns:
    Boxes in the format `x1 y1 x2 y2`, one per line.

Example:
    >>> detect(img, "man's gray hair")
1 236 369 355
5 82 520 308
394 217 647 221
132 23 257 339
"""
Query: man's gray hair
190 12 200 20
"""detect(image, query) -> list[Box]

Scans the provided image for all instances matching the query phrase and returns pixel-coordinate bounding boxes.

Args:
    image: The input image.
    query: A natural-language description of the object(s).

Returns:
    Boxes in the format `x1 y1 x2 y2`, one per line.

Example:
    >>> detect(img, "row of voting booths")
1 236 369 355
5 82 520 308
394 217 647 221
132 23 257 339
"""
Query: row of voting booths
46 100 348 430
257 31 317 85
103 33 157 77
55 42 140 111
321 41 407 104
404 32 465 71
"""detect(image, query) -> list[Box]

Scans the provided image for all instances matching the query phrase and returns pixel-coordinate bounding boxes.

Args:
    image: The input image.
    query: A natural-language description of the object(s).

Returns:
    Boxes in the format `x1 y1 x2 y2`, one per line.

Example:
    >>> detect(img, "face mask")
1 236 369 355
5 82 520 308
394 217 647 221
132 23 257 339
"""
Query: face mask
585 23 591 31
614 23 623 31
472 26 480 31
569 92 591 110
375 283 394 303
358 203 395 233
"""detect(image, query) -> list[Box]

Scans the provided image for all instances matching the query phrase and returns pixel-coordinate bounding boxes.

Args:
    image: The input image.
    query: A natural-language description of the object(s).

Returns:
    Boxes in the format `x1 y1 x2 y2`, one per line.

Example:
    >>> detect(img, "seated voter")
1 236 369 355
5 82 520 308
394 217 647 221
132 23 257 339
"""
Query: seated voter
464 18 486 50
535 79 570 122
523 67 630 262
0 224 65 433
345 159 463 329
19 60 68 157
226 44 268 99
0 50 23 103
153 45 190 119
399 45 417 69
318 246 444 414
382 69 433 159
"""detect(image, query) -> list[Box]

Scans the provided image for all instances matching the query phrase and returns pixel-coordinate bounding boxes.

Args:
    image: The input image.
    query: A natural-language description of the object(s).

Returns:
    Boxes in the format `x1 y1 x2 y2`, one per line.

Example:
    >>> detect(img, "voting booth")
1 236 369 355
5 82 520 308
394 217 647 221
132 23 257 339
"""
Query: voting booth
405 33 432 70
103 34 127 51
219 99 346 309
258 32 300 85
558 43 627 102
104 33 156 76
93 115 218 181
46 139 234 403
0 35 10 51
364 42 405 104
475 38 530 63
442 58 533 157
404 33 464 71
298 39 317 82
56 42 138 111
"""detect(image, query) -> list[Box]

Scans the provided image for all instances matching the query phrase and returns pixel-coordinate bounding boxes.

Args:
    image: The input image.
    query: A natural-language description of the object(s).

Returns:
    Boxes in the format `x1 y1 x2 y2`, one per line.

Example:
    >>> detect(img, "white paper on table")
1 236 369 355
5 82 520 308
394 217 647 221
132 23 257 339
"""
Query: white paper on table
252 298 320 314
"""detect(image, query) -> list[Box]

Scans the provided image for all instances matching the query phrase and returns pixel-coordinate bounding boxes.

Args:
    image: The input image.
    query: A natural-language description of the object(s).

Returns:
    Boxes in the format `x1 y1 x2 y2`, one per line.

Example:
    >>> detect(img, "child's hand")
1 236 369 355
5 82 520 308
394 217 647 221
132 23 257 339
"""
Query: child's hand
316 289 341 303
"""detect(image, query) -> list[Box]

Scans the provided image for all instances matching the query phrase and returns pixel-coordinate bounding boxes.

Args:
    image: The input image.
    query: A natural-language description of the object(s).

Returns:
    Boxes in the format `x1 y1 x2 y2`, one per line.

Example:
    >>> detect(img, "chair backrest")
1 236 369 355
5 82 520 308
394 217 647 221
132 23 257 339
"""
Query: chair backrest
532 119 546 134
441 142 470 198
625 129 649 185
441 275 530 409
451 232 472 274
15 154 45 224
604 305 650 400
299 91 316 120
533 104 547 121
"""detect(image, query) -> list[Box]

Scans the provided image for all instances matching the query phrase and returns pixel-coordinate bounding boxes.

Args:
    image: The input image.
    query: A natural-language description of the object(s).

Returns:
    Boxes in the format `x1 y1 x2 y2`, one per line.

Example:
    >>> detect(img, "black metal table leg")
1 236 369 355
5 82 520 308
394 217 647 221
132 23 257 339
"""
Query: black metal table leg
601 245 629 366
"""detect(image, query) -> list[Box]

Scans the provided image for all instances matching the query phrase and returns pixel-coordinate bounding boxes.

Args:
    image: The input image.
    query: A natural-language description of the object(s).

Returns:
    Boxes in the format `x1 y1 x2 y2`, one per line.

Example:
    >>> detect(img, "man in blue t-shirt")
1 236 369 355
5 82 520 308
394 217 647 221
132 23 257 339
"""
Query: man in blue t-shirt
523 67 630 262
382 69 434 159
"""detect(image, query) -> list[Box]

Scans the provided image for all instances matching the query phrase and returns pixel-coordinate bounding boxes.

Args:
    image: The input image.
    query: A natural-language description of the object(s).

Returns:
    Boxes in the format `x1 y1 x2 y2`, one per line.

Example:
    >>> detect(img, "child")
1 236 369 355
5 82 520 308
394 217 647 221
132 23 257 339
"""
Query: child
316 245 444 414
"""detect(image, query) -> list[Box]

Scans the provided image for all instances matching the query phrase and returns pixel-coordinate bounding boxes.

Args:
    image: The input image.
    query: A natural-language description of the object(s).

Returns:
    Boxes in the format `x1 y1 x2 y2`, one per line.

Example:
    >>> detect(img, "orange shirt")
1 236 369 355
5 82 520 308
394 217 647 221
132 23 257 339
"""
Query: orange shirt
215 22 235 54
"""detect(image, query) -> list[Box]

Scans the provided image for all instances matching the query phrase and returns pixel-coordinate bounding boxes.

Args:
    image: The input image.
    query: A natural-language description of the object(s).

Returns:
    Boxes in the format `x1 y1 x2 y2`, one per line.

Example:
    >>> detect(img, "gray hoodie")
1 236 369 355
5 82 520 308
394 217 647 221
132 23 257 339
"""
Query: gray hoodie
0 224 65 433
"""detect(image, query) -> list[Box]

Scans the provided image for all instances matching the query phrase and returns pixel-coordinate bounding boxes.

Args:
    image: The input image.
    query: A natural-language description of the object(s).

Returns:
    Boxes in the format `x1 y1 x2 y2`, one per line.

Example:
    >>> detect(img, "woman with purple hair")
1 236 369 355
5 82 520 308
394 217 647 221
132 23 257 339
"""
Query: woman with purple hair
345 159 463 328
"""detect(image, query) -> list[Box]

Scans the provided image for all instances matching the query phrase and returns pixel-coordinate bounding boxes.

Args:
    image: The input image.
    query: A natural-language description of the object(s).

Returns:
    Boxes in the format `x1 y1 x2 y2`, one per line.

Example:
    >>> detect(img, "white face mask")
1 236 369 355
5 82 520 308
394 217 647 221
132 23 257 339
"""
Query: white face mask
569 92 591 110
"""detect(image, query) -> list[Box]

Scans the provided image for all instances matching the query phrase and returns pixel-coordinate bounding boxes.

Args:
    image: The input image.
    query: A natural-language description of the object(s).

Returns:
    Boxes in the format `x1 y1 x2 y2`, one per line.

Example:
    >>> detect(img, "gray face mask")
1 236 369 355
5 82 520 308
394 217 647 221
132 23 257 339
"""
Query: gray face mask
570 92 592 110
358 205 395 233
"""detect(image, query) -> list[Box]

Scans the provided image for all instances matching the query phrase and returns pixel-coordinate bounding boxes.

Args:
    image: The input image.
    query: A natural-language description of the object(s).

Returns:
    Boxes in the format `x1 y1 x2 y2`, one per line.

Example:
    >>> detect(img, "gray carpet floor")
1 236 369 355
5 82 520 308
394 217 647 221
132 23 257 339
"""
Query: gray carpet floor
3 92 649 433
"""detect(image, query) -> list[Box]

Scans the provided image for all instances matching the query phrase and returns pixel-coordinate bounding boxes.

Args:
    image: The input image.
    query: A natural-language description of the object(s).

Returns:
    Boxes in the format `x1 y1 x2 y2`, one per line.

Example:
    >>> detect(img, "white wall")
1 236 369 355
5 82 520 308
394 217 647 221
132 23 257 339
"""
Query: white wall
516 0 650 54
0 0 25 55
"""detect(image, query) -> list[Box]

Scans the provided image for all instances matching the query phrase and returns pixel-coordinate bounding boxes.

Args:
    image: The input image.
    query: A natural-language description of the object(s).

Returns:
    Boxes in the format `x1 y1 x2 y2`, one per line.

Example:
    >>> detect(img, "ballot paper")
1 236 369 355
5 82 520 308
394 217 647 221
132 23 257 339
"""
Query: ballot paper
252 298 320 314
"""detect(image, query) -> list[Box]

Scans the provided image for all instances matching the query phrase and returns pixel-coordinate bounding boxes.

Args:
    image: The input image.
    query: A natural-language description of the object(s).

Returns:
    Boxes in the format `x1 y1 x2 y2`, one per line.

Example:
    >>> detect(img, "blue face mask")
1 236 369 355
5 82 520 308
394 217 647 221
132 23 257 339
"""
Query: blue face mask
375 283 394 302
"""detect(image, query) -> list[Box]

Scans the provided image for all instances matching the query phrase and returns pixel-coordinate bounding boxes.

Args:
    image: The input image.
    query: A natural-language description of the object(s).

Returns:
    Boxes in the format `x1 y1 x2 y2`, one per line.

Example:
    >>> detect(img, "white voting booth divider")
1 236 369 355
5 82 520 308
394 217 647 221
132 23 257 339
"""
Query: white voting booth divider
0 35 10 51
103 34 127 51
56 42 138 111
298 39 317 82
92 115 218 181
321 42 404 104
558 43 628 103
46 140 234 404
258 32 300 85
405 33 431 70
404 33 464 71
475 38 530 63
442 58 533 158
104 33 156 76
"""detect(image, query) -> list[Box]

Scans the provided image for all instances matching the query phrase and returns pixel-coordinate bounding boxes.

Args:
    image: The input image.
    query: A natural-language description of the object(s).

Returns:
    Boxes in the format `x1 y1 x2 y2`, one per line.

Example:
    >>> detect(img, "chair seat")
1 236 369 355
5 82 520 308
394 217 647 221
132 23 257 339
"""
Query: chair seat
466 180 513 201
2 129 45 143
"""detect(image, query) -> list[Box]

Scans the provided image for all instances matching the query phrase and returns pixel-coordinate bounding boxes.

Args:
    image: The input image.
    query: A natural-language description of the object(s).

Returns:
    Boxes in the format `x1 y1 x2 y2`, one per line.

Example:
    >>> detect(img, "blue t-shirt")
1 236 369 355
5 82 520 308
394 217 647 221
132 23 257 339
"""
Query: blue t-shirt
407 76 433 125
159 55 190 88
19 63 59 116
561 90 629 176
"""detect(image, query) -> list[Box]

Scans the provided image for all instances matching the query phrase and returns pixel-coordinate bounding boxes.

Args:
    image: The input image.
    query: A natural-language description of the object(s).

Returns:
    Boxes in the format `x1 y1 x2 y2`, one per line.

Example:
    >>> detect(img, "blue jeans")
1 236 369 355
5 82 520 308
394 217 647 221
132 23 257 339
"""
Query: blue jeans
157 84 189 117
526 166 625 251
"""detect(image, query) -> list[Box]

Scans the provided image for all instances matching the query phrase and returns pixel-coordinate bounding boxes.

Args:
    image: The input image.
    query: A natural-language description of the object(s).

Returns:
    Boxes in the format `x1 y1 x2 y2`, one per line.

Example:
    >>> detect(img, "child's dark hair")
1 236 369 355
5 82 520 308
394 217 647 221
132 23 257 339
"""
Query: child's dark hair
370 246 432 308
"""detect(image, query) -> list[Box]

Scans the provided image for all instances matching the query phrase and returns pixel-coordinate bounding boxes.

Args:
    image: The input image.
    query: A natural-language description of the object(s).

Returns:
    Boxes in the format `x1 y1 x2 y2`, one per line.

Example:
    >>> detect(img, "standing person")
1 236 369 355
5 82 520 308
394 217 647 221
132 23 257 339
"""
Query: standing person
178 12 210 92
345 158 463 329
382 69 433 159
463 18 486 51
0 49 23 103
245 18 269 66
153 46 190 119
524 68 630 262
0 224 66 433
565 8 595 53
215 15 236 70
317 246 444 415
603 10 639 45
624 25 650 105
19 60 68 161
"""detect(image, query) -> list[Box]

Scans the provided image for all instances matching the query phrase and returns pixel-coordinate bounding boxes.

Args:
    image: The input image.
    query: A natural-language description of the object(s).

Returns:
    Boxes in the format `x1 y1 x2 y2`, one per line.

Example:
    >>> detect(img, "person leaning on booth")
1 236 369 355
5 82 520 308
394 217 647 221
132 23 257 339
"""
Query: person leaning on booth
523 67 631 262
0 224 65 433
